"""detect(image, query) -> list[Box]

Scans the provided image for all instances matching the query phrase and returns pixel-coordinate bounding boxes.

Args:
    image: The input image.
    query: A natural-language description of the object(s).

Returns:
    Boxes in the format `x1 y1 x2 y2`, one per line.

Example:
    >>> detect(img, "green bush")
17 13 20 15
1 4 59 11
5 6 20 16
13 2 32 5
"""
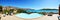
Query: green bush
38 12 47 15
17 9 27 13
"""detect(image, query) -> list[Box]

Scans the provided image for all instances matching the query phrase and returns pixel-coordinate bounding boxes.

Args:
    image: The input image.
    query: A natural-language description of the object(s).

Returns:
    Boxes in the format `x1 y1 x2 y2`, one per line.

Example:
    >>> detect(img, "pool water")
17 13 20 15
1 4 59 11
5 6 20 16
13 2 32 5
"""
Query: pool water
15 13 44 19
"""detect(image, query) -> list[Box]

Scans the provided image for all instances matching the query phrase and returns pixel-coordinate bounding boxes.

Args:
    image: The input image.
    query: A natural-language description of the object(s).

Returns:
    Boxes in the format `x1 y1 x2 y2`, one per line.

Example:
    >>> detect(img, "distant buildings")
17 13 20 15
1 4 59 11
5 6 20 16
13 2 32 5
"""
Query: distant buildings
2 6 17 14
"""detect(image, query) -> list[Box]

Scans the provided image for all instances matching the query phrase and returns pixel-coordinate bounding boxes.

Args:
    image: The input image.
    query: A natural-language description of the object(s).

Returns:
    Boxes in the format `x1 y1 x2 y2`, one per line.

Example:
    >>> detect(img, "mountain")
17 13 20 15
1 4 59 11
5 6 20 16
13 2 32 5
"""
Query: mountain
41 8 58 10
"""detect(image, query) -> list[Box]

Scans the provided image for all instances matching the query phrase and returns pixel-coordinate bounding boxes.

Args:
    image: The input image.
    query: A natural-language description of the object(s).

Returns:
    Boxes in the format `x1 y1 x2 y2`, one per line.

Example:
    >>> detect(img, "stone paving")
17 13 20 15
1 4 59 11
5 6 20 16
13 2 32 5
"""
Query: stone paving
1 14 59 20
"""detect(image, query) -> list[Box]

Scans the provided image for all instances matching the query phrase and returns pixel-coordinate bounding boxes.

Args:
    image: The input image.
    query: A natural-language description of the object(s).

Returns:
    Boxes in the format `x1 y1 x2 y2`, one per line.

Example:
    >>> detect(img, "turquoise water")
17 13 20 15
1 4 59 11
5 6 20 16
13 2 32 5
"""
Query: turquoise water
15 13 44 19
27 10 58 13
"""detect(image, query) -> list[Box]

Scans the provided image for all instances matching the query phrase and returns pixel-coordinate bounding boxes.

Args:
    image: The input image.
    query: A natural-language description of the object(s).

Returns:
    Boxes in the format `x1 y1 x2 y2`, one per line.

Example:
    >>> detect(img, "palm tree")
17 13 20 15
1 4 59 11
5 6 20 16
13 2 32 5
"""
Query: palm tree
4 9 10 15
16 9 27 14
17 9 24 13
0 5 3 14
17 9 32 14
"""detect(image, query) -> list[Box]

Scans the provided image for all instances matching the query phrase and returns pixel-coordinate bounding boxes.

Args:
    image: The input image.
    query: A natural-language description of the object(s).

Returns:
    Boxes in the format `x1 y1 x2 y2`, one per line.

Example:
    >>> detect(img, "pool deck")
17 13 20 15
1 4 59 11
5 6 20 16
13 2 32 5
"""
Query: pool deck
1 14 59 20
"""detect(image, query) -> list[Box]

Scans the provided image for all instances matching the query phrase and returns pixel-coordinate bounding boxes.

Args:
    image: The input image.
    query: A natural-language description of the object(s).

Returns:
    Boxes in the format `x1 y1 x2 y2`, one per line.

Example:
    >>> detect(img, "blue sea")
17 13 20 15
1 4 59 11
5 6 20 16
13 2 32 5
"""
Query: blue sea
26 10 58 13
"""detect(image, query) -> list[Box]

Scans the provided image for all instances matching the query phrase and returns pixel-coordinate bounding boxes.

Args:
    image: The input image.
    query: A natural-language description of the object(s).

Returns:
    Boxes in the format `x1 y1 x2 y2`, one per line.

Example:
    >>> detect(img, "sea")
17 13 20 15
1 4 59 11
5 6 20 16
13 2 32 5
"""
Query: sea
26 9 58 13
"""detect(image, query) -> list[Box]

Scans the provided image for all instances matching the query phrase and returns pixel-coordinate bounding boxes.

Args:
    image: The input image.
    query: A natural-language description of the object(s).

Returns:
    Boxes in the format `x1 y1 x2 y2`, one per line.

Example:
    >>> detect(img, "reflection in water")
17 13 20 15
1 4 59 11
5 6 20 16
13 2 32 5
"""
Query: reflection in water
15 13 44 19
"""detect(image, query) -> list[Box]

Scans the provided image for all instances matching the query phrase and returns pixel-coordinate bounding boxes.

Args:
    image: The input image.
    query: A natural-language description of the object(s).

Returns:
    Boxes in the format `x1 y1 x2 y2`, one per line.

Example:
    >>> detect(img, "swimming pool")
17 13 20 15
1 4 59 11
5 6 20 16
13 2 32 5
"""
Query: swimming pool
15 13 44 19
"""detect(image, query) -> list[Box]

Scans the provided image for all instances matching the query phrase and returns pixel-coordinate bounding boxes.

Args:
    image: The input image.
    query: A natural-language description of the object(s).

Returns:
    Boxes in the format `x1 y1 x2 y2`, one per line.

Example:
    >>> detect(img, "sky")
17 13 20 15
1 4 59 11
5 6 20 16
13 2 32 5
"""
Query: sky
0 0 59 10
